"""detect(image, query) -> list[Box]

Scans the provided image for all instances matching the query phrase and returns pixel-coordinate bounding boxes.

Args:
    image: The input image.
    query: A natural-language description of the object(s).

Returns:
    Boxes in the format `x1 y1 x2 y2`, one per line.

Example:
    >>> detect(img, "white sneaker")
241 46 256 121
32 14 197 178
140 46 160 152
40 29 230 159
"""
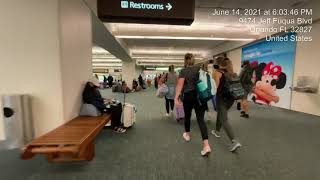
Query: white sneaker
200 147 211 156
166 113 170 117
183 132 190 142
211 130 221 138
230 141 241 152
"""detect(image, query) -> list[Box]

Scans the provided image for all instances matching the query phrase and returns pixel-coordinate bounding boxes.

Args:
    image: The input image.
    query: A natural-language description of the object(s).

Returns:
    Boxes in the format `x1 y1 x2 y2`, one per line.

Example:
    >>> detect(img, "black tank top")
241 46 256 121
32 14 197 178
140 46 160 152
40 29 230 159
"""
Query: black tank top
217 71 226 94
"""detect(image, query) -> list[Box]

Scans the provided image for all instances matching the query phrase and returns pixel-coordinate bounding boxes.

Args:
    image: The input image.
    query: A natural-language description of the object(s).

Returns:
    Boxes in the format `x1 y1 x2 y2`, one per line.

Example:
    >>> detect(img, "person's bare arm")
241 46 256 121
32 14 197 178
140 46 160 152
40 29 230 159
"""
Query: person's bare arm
212 71 222 89
175 78 185 106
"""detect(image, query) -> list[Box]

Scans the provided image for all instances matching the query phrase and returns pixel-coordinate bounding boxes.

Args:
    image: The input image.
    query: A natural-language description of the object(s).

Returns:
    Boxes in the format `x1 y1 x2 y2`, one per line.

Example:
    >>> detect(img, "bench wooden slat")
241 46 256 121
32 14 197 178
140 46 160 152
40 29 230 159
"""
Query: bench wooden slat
31 146 78 154
21 114 111 162
29 116 109 145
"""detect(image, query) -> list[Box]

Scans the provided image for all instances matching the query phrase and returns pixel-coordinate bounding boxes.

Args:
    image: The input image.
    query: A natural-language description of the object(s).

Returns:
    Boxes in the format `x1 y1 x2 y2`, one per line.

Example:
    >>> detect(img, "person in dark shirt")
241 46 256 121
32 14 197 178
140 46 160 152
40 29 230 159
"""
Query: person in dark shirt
82 77 126 133
107 75 114 88
238 61 254 118
138 74 143 87
103 75 108 88
211 57 241 152
154 75 158 89
175 53 211 156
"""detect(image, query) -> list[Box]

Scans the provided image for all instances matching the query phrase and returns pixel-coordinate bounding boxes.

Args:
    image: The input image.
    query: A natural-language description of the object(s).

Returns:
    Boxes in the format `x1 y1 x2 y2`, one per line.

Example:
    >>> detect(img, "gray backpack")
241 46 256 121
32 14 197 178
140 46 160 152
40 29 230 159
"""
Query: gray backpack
222 72 245 100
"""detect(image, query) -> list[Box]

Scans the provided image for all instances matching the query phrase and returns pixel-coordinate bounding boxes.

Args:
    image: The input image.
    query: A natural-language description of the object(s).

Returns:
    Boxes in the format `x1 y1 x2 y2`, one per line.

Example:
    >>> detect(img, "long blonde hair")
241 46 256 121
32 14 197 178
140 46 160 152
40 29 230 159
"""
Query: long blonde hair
216 57 235 77
184 53 195 68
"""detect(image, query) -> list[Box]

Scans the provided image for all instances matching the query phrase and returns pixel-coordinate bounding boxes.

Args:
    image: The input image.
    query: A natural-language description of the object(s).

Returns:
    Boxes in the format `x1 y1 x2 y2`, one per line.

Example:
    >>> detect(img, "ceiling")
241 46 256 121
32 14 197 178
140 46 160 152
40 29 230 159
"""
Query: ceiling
91 0 314 69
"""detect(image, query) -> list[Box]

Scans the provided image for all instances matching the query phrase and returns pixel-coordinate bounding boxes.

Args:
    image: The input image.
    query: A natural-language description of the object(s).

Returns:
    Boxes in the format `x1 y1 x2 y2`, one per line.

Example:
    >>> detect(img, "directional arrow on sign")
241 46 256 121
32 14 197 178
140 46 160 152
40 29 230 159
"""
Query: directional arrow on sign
166 3 172 11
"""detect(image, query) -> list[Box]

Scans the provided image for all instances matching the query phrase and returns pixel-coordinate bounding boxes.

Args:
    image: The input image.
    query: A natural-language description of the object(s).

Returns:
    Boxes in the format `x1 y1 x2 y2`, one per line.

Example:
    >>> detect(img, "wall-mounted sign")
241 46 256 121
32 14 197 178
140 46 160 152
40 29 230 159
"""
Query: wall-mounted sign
98 0 195 25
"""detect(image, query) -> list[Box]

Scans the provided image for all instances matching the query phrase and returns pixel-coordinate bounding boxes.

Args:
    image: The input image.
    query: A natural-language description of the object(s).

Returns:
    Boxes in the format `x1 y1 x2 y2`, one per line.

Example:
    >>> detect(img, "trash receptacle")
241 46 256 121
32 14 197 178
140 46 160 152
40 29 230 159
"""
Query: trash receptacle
0 95 34 150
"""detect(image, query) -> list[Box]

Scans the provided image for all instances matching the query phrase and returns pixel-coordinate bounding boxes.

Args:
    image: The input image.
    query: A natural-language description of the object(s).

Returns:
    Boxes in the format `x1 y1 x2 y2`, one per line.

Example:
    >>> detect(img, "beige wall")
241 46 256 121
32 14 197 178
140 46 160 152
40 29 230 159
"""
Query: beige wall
291 21 320 116
227 48 242 74
0 0 93 140
0 103 3 140
0 0 64 139
226 21 320 116
59 0 92 121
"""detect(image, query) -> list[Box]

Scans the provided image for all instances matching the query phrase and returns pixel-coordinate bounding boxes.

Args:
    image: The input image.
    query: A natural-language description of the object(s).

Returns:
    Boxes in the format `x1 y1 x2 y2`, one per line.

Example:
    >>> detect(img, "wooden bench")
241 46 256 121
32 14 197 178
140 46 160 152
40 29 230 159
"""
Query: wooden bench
21 114 111 163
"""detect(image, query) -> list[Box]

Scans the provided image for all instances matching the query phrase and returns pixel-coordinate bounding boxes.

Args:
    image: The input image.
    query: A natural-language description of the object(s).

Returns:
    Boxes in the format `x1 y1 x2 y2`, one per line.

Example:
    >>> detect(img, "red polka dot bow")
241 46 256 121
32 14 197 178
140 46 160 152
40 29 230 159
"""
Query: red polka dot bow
263 62 282 80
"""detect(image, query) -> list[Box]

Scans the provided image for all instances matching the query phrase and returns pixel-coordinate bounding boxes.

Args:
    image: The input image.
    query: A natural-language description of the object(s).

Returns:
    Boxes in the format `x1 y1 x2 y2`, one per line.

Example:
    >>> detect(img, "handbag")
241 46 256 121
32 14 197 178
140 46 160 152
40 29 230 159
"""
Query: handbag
156 84 169 98
175 104 185 120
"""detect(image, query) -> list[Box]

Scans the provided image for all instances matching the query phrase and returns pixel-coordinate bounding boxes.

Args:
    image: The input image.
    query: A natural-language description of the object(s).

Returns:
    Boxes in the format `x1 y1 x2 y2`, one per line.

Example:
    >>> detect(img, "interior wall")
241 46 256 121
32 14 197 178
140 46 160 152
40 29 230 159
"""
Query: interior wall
0 103 3 140
291 21 320 116
226 48 242 74
225 21 320 116
0 0 64 138
59 0 93 121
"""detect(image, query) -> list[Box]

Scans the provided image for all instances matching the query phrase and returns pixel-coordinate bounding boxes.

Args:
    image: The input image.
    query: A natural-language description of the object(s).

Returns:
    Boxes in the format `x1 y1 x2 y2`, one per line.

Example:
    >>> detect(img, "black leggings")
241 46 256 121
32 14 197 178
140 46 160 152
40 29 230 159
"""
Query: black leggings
216 95 235 141
183 91 208 140
92 101 122 128
165 97 174 113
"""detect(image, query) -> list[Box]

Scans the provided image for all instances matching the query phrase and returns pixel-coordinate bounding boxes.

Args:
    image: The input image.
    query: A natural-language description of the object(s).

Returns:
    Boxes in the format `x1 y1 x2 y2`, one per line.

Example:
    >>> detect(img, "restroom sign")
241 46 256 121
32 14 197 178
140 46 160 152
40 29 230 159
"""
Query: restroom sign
98 0 195 25
120 1 173 11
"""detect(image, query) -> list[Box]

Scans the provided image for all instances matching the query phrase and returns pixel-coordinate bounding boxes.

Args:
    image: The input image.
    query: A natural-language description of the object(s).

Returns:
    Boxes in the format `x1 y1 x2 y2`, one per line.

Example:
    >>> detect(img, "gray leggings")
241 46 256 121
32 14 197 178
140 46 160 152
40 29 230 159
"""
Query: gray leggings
216 95 236 141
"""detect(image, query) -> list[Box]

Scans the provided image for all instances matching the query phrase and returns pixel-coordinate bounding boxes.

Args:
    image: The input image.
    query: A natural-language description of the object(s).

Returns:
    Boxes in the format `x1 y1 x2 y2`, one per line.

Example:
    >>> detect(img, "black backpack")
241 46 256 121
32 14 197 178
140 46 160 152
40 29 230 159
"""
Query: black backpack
239 67 254 91
221 72 245 100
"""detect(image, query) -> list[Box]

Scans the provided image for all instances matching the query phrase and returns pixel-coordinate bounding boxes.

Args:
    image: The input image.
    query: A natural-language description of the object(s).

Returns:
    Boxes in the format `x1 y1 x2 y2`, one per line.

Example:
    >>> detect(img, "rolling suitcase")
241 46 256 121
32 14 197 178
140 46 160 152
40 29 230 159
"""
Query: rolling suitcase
122 103 136 128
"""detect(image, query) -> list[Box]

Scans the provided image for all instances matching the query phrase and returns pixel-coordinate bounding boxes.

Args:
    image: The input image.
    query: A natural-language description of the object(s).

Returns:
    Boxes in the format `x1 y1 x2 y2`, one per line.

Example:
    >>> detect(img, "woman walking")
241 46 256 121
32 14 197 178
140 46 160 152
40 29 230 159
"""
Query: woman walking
175 53 211 156
211 57 242 152
164 65 178 116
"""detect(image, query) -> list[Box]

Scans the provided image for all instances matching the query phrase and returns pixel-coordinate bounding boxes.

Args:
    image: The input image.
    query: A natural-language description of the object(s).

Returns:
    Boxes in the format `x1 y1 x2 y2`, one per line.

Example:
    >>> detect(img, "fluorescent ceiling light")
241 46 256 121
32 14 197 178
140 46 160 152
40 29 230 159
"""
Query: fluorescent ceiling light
92 56 117 59
116 35 255 41
92 66 122 69
155 67 183 71
92 46 110 54
92 63 122 67
138 63 184 65
132 56 202 60
92 66 122 68
137 60 183 63
92 59 122 62
138 63 184 66
131 49 208 57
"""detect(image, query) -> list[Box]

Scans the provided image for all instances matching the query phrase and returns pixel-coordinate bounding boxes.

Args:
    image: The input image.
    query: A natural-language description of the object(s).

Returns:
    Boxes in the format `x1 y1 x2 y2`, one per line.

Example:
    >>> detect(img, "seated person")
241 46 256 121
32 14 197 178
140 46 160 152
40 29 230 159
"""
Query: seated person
115 81 122 92
132 79 138 90
121 81 131 93
82 77 126 133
